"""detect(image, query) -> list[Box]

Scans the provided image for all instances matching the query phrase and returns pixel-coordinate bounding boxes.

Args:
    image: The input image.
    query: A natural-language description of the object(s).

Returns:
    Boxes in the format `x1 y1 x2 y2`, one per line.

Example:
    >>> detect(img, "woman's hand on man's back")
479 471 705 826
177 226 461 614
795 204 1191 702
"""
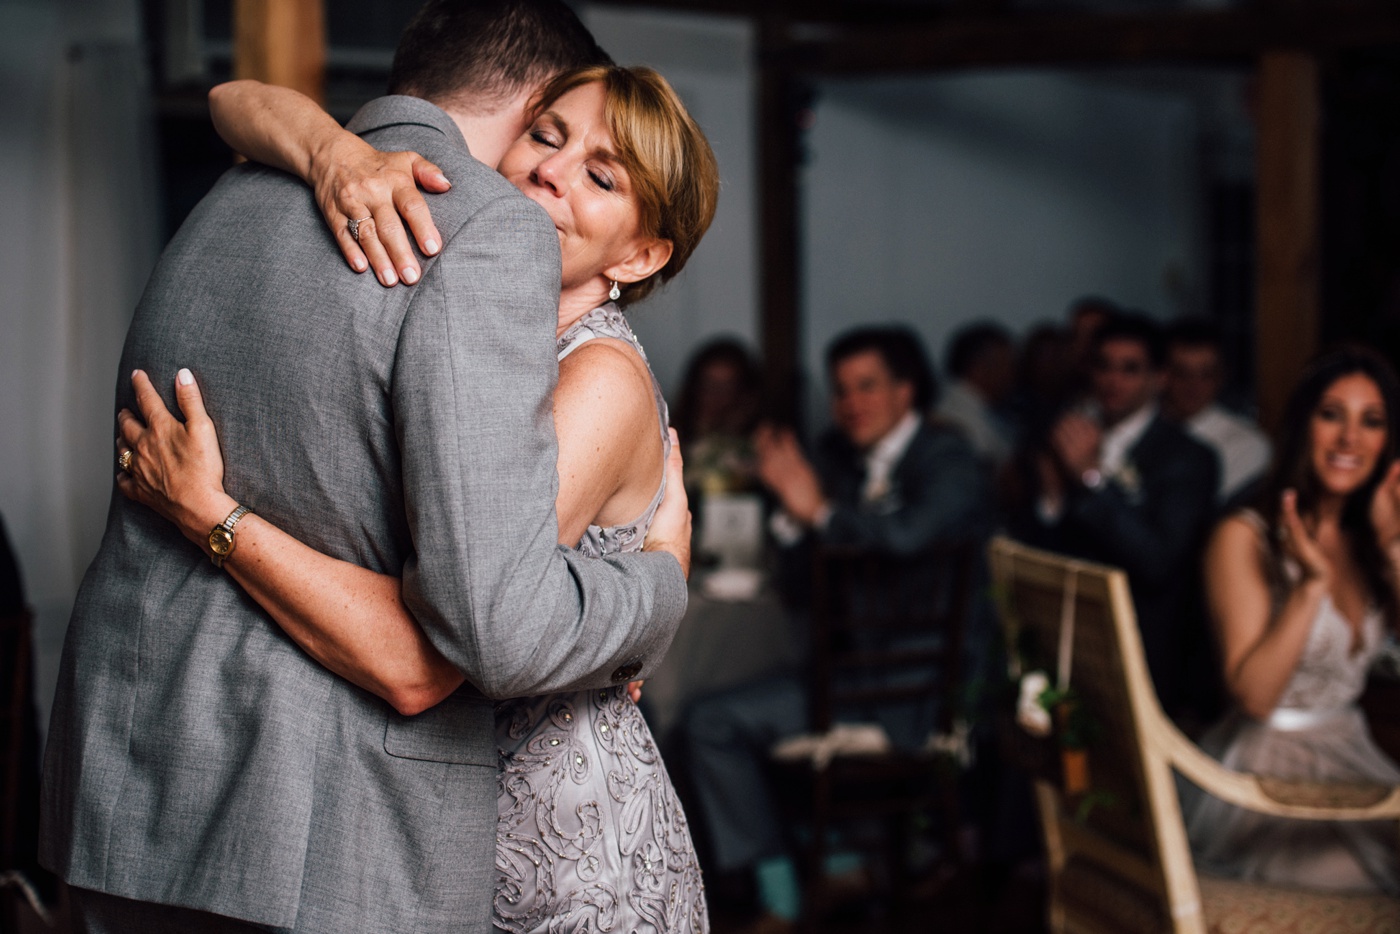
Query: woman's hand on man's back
310 135 451 288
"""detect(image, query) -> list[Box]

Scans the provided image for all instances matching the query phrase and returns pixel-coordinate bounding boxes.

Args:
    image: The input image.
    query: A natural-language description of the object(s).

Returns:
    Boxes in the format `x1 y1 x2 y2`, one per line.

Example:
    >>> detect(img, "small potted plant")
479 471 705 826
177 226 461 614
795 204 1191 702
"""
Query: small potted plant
1016 672 1098 796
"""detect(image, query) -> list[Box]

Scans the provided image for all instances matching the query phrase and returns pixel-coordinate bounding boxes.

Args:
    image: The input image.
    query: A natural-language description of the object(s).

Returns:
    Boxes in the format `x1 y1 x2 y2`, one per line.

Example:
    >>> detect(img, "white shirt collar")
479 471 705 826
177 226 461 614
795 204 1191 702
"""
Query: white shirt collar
1100 401 1156 475
862 410 922 502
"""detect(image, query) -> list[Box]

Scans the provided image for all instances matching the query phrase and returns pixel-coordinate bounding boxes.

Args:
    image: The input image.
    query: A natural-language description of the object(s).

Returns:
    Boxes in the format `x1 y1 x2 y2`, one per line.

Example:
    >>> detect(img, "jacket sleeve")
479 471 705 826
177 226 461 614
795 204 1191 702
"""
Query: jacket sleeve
393 193 686 699
818 431 988 556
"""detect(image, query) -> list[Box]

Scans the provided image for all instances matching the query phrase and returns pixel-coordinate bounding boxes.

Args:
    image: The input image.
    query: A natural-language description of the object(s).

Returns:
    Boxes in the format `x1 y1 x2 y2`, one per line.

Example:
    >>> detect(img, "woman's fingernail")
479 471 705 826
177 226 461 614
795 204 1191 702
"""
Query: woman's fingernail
352 256 367 272
178 368 194 386
381 268 397 286
402 266 419 285
425 239 439 255
131 369 140 380
433 173 450 187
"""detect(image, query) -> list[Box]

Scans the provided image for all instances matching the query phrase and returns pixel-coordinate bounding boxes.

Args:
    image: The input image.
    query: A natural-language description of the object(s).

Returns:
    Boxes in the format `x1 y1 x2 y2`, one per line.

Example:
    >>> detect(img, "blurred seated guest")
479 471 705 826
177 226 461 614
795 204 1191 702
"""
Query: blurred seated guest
1184 347 1400 893
755 326 976 561
1011 323 1074 440
683 326 988 926
936 321 1017 469
1067 295 1118 370
1064 295 1120 400
672 337 763 496
1162 318 1271 503
1010 312 1220 719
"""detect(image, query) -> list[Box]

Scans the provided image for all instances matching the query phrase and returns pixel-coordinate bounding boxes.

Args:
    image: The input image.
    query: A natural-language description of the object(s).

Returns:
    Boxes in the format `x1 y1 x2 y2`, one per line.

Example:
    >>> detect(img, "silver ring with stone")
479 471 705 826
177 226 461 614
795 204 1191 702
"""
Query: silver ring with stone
347 216 373 242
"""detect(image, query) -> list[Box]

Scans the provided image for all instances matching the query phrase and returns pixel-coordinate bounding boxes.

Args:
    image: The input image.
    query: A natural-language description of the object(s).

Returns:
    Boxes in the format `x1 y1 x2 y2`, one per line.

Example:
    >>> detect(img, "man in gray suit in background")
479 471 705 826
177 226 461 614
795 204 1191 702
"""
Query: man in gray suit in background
40 2 690 931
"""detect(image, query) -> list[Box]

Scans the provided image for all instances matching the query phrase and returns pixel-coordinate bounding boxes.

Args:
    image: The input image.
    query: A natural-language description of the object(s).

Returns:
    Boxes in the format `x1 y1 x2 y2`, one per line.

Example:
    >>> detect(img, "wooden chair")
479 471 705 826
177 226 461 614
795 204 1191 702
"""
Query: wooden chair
989 535 1400 934
772 539 977 921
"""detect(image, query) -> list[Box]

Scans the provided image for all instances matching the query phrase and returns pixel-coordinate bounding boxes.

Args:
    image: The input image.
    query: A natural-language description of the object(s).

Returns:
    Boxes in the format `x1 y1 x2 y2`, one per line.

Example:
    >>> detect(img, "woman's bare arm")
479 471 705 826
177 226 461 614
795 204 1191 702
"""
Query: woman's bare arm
209 79 448 287
117 361 668 714
1205 510 1329 719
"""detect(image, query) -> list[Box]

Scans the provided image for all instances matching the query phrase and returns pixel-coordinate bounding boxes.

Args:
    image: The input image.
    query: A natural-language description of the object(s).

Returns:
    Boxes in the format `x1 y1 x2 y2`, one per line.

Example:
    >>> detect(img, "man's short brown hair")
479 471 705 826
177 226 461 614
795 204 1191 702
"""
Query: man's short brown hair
389 0 611 115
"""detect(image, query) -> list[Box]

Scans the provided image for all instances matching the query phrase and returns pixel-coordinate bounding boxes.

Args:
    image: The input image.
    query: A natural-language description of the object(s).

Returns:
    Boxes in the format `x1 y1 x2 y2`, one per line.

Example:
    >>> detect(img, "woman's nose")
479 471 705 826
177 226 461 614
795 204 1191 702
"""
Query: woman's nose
535 154 571 195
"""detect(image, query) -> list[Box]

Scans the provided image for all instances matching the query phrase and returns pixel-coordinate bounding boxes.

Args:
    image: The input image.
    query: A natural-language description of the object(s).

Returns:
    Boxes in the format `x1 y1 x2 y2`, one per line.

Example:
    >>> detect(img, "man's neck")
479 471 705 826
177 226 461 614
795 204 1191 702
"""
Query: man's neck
861 410 921 459
1102 400 1156 432
440 89 534 168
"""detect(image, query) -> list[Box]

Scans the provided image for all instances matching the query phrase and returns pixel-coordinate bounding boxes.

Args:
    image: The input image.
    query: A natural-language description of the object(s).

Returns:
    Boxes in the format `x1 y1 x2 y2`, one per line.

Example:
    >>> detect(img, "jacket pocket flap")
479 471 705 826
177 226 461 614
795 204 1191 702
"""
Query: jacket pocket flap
383 690 494 765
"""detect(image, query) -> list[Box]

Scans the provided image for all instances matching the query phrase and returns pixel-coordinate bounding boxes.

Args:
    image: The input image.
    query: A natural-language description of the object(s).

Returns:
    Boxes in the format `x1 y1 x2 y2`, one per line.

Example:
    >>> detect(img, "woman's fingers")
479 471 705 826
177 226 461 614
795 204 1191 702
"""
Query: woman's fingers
1384 461 1400 492
369 203 417 286
172 366 218 448
131 369 175 428
323 149 444 287
395 185 441 259
349 216 395 287
412 157 451 195
173 368 209 425
1280 490 1306 537
116 407 145 449
333 217 371 275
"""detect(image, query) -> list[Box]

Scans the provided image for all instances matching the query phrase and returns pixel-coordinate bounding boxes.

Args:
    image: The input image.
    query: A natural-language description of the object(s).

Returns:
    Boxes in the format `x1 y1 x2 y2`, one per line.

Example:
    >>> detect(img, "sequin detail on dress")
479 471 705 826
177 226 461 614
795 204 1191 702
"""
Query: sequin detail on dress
494 305 707 933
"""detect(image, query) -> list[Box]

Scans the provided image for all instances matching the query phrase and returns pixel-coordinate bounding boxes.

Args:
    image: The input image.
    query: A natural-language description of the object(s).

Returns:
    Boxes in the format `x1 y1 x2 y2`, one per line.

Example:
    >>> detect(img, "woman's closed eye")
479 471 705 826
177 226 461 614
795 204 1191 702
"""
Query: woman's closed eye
589 168 615 192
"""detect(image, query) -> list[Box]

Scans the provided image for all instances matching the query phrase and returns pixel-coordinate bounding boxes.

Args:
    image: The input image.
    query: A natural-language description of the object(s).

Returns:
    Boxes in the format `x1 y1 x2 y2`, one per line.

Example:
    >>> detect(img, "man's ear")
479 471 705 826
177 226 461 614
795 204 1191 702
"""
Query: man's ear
605 238 673 287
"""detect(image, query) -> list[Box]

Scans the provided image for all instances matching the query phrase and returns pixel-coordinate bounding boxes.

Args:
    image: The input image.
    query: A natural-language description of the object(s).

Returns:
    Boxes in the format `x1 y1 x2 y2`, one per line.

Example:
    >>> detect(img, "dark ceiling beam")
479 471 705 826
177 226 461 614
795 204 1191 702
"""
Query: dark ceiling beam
784 6 1400 75
590 0 965 27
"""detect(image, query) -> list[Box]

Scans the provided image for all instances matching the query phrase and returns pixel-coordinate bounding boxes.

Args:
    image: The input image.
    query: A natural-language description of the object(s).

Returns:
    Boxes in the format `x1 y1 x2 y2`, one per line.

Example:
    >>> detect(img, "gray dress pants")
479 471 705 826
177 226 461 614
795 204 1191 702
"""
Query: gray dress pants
682 675 807 873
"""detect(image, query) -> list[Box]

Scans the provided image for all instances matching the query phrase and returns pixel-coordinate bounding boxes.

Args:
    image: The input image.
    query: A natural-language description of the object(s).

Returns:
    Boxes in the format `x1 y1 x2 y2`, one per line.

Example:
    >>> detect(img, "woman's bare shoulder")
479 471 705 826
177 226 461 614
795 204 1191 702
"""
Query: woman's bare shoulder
1207 511 1272 578
558 339 655 409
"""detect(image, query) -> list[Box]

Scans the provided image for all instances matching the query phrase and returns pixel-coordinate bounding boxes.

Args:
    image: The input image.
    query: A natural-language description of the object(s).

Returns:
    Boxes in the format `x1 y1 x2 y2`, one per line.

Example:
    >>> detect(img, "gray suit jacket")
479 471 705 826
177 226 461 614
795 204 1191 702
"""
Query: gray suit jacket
40 96 687 933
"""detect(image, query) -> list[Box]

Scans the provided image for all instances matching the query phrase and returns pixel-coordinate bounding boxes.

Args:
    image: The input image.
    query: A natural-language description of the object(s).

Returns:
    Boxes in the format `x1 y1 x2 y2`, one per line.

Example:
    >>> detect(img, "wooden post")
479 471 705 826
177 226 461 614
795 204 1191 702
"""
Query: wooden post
233 0 326 105
757 17 803 425
1255 51 1320 432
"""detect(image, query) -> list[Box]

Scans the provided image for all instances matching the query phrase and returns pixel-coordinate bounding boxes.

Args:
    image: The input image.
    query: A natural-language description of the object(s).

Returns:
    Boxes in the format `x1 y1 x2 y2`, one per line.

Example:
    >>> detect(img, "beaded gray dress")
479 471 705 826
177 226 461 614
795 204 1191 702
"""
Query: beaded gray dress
493 304 709 934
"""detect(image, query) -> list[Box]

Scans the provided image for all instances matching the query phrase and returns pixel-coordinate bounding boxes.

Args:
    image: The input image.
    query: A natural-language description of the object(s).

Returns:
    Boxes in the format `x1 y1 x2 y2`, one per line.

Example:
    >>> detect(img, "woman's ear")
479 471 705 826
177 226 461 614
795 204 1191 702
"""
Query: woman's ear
605 237 673 287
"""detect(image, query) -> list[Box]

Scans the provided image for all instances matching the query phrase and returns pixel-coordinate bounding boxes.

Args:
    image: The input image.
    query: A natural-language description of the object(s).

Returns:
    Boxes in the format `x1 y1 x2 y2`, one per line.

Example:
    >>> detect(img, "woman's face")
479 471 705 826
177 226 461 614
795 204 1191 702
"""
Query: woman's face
497 82 657 294
1308 372 1388 497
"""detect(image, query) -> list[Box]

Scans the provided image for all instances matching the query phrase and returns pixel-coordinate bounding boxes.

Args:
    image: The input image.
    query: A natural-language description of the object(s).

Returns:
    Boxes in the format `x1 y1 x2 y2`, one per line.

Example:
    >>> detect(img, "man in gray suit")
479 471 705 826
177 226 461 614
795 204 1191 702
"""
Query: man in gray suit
40 2 689 931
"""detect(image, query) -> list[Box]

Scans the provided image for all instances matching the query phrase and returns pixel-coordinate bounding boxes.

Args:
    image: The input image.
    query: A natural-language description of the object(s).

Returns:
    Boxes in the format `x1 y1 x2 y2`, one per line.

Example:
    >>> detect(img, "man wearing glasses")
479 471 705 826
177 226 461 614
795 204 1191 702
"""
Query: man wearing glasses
1014 312 1220 723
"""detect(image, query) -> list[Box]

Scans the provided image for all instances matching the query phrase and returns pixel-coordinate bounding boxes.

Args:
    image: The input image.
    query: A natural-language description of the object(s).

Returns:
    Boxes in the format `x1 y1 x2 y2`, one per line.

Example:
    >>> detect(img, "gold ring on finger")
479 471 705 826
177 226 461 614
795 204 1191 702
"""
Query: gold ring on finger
347 216 373 242
118 449 133 474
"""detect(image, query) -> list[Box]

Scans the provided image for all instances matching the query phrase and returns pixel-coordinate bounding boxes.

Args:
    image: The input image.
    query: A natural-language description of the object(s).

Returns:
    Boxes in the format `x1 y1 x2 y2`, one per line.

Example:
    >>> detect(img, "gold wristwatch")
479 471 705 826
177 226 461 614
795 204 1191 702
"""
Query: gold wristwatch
209 504 251 568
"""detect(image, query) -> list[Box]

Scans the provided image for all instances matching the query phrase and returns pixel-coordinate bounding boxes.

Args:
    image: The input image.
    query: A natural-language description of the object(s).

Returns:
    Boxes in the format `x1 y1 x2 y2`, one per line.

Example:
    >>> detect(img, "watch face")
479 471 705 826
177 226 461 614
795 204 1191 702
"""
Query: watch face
210 527 235 556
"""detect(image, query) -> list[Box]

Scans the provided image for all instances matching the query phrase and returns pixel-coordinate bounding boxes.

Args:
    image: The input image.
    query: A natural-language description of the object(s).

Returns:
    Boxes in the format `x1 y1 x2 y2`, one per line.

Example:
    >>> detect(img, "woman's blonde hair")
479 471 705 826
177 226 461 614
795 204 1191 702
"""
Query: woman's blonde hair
530 64 719 304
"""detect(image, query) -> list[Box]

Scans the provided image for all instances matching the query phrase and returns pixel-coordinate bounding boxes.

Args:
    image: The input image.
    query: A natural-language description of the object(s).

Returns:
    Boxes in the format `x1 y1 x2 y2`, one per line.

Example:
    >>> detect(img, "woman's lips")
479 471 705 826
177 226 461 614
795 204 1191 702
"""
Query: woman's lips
1326 452 1364 472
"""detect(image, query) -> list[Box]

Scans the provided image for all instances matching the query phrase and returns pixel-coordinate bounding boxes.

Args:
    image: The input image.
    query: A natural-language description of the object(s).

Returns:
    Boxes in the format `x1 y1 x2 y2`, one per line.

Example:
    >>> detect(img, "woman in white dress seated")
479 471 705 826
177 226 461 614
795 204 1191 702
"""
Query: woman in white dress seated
1184 346 1400 893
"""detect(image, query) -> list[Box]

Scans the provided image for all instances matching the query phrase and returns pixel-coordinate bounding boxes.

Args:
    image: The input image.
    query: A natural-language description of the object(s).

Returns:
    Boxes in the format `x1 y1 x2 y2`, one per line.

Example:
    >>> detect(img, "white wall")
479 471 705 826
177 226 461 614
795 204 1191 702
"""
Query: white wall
581 6 760 399
0 0 161 736
801 70 1211 428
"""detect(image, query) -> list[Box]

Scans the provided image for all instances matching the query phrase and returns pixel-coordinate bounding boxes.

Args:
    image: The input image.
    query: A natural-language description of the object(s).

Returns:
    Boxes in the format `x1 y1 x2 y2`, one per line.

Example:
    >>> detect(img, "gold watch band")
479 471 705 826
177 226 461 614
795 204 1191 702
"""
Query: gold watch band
209 504 251 569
